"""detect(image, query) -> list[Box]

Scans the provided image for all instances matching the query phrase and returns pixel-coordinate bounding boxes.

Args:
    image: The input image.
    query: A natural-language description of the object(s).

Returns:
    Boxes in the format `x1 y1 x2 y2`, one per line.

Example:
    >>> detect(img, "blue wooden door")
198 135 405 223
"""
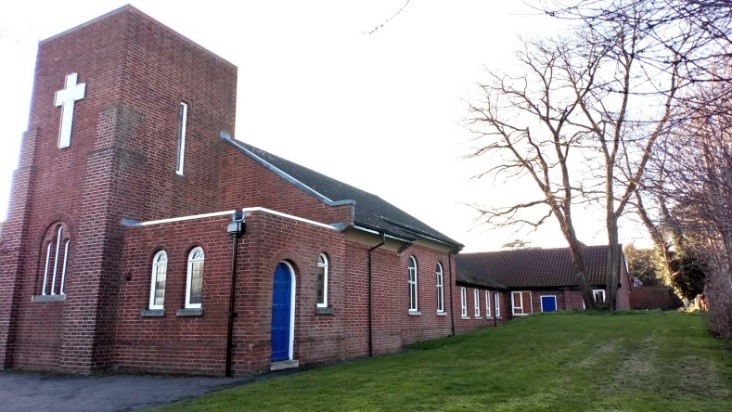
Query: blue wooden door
271 263 292 361
541 296 557 313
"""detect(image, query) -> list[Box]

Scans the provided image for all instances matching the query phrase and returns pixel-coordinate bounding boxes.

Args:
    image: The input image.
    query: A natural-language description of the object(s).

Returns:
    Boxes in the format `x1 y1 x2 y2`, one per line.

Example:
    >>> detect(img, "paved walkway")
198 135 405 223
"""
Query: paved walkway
0 371 258 411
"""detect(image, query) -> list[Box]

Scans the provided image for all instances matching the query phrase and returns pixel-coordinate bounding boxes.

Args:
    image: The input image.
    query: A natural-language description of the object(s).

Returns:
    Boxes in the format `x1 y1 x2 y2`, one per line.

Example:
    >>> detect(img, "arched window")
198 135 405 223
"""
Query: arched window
435 262 444 313
149 250 167 310
185 247 205 309
408 256 418 312
40 223 70 296
317 253 329 308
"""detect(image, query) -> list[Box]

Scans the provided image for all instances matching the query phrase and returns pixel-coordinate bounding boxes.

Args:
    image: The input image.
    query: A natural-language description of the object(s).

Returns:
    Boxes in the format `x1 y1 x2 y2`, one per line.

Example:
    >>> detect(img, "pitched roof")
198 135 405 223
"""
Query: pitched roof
222 135 462 248
457 245 618 289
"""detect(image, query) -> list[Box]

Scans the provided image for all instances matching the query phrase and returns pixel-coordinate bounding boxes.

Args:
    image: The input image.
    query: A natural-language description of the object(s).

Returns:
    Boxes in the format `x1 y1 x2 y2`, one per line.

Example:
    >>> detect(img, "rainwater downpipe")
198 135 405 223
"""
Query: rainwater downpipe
448 251 456 336
225 210 244 377
367 232 386 357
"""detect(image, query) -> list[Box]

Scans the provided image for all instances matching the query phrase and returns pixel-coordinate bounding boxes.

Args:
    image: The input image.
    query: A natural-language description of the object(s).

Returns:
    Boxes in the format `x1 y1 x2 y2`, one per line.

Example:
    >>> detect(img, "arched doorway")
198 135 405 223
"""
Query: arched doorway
271 262 295 361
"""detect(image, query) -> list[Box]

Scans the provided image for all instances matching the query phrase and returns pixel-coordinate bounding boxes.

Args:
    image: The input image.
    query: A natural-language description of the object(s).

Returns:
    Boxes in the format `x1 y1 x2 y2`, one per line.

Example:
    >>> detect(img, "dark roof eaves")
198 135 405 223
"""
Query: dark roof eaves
222 133 355 208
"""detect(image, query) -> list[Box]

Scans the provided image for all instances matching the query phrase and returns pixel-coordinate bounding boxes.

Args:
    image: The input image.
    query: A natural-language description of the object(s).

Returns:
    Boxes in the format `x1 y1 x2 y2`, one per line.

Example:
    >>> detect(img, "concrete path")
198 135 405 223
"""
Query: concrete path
0 371 258 411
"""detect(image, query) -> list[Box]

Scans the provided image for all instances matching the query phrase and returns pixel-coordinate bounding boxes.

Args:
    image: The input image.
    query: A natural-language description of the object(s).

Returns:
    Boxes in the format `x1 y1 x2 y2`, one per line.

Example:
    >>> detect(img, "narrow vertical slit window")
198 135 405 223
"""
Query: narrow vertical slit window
42 242 52 295
50 226 63 295
495 292 501 318
176 102 188 175
474 289 481 317
485 290 491 318
460 287 467 318
60 240 70 295
316 253 328 308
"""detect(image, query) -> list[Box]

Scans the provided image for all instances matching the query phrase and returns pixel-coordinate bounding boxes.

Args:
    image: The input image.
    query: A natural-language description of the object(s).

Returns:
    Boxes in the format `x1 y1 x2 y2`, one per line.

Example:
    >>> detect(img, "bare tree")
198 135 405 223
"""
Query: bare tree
658 71 732 337
469 1 681 310
467 36 604 309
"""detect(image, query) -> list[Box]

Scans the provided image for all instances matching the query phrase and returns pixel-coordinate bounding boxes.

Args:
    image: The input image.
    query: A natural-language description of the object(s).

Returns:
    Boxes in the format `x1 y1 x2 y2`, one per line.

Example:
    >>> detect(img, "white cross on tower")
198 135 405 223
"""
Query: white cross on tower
54 73 86 149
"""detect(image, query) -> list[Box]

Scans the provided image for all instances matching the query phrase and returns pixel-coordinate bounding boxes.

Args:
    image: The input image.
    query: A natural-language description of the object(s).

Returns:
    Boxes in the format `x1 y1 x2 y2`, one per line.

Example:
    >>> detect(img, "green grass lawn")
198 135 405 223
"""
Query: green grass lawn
155 311 731 411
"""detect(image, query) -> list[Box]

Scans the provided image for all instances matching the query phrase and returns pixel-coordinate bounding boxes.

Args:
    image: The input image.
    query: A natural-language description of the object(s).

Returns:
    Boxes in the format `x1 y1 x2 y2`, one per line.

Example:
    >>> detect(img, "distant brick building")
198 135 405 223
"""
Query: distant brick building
457 245 632 316
0 6 507 376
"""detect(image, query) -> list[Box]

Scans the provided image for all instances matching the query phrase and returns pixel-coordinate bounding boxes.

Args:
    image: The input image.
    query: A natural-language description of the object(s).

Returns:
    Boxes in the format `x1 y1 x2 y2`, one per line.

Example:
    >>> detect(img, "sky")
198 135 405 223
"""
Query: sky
0 0 653 252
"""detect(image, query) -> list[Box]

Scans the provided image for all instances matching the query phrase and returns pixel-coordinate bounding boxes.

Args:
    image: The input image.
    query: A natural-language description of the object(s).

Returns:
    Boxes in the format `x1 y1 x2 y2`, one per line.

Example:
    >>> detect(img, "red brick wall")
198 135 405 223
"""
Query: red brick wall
219 144 353 226
452 286 508 334
504 289 587 317
115 212 468 375
2 6 238 372
116 210 352 375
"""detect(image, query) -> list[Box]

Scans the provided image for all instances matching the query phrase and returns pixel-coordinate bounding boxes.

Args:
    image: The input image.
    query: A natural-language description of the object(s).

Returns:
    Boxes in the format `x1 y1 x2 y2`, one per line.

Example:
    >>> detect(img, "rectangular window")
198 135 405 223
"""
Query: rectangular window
460 287 468 318
485 290 491 318
593 289 606 304
317 254 328 308
512 291 532 316
176 102 188 175
495 292 501 318
474 289 481 317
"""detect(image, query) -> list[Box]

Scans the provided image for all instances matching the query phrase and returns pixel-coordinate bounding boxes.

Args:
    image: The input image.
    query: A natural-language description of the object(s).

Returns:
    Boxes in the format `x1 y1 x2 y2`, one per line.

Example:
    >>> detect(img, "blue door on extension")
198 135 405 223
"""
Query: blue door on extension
541 295 557 313
271 263 292 361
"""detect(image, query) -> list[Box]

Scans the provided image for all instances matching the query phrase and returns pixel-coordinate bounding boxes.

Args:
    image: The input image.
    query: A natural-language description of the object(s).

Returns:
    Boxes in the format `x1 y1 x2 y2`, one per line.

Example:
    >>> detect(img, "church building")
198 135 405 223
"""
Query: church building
0 6 506 376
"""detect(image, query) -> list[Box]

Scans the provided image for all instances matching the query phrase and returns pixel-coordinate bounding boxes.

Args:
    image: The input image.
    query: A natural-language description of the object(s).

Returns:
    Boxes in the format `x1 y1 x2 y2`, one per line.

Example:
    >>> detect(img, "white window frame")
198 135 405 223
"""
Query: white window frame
435 262 444 313
460 287 468 318
593 289 606 304
176 102 188 175
495 292 501 318
185 247 205 309
408 256 418 312
41 224 70 296
512 291 532 316
149 250 168 310
474 289 481 318
485 290 491 318
317 253 329 308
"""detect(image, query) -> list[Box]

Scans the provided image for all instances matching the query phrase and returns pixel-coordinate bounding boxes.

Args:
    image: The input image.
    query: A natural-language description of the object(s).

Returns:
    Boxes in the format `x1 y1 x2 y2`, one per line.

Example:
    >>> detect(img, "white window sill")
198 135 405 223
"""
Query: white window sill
408 311 421 316
31 294 66 302
436 311 447 316
475 316 482 319
461 316 470 320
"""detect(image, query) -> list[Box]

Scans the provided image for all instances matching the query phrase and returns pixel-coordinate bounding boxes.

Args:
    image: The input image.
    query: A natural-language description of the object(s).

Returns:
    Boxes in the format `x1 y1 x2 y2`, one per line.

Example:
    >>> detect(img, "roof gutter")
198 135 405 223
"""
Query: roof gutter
353 224 415 245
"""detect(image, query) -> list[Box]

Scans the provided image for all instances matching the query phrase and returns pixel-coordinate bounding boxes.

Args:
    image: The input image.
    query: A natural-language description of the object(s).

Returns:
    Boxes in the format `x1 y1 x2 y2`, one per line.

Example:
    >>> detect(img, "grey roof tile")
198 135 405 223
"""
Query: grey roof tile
223 136 462 248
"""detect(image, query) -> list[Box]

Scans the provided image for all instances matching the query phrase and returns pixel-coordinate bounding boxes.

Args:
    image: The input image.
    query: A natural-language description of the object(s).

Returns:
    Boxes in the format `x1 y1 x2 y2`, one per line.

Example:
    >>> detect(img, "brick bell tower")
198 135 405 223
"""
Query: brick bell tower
0 6 237 372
